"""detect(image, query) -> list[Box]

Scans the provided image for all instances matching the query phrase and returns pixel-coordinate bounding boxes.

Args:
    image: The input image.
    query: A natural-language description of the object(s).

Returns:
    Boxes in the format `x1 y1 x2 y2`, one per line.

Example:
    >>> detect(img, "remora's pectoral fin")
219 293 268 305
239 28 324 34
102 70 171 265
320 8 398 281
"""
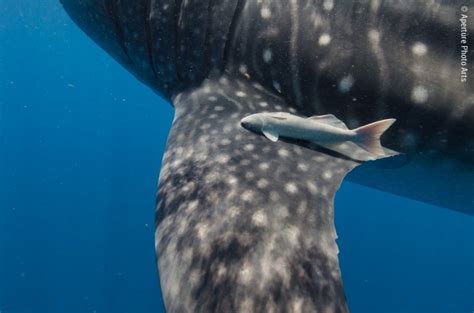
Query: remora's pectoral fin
262 126 279 142
308 114 349 129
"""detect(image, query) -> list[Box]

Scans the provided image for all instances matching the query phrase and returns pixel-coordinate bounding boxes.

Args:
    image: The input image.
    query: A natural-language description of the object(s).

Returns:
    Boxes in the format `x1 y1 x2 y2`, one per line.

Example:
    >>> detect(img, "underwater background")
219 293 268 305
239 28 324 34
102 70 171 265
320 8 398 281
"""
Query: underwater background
0 1 473 312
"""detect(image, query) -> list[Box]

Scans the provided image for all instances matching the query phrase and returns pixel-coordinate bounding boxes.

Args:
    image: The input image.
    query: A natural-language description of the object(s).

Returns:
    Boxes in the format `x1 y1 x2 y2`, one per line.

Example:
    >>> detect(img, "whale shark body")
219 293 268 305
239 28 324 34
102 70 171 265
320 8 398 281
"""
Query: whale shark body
60 0 473 312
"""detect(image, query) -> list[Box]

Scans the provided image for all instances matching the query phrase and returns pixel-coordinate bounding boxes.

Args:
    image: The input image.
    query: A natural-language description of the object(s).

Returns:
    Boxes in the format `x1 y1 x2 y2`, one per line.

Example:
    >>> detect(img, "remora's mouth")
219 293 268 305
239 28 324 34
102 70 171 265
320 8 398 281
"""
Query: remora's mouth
240 115 254 130
241 120 250 129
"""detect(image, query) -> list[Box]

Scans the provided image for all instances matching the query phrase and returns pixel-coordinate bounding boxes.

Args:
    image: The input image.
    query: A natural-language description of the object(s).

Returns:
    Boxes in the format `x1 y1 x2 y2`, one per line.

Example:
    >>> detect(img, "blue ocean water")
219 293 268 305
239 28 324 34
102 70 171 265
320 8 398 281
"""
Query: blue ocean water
0 1 472 313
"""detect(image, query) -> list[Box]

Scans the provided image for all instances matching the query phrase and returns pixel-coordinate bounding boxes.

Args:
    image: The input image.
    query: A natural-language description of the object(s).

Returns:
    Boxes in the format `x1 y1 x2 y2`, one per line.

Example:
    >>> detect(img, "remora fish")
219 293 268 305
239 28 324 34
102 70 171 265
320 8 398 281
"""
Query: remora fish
59 0 474 312
241 112 397 161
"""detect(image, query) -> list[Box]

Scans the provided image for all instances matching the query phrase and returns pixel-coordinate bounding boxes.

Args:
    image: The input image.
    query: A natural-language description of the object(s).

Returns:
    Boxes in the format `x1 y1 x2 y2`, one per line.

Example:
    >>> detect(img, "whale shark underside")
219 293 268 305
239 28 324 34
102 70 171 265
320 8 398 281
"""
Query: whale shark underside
60 0 473 312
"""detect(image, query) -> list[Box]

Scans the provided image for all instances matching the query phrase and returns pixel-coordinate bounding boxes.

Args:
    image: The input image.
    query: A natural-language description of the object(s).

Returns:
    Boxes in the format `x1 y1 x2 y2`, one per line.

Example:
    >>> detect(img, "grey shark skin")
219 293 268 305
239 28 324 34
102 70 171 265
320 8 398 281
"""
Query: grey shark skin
59 0 474 312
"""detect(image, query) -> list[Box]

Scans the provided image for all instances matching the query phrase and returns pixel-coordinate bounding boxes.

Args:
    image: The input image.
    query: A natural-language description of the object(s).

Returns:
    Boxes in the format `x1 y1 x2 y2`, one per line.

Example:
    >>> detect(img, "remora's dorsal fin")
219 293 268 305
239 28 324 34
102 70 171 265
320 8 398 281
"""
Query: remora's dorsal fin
308 114 349 129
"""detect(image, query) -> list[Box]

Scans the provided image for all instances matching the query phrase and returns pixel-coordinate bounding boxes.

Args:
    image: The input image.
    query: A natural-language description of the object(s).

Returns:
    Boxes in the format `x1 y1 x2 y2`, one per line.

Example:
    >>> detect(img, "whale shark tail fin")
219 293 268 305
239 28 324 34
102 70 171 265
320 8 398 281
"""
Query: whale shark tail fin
354 119 396 156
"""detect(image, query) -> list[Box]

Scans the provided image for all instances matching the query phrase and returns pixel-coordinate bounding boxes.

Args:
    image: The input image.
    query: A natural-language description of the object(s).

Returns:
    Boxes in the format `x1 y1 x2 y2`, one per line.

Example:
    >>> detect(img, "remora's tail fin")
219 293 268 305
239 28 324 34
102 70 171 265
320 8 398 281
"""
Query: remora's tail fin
354 119 396 156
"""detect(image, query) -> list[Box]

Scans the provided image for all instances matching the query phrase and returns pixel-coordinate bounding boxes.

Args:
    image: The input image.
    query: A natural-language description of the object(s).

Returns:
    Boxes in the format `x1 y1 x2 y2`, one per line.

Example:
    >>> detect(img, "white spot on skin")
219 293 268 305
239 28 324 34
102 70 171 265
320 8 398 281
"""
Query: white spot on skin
216 154 230 164
239 263 253 284
195 222 209 240
259 101 268 108
244 144 255 151
273 258 290 286
235 91 246 98
245 172 255 180
182 181 195 193
200 123 211 130
241 190 255 202
227 175 238 185
239 298 253 313
216 264 227 281
259 162 270 171
318 34 331 46
323 170 333 180
306 181 319 195
368 29 380 43
239 64 247 74
223 125 233 133
219 77 229 85
188 200 199 211
297 163 309 171
321 186 329 197
260 7 271 19
189 270 201 285
270 191 280 201
257 178 269 189
291 297 304 313
285 226 300 246
208 96 218 102
412 42 428 56
252 210 268 226
285 182 298 194
312 13 323 28
263 49 273 63
323 0 334 11
220 138 232 145
240 159 251 166
371 0 381 12
278 149 290 157
338 75 354 93
228 206 240 218
411 85 429 104
170 159 182 169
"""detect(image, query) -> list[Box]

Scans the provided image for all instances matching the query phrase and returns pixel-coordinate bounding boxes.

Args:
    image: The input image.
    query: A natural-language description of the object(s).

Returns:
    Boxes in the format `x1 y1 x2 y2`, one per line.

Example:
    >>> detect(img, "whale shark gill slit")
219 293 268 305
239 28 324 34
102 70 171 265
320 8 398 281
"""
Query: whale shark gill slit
144 0 158 79
223 0 246 68
103 0 133 65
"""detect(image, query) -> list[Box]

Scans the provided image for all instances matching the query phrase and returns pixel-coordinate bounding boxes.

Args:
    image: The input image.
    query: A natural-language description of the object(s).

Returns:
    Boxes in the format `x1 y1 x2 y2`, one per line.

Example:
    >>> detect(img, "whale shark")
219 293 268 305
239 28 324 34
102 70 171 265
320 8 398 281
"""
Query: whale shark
59 0 473 312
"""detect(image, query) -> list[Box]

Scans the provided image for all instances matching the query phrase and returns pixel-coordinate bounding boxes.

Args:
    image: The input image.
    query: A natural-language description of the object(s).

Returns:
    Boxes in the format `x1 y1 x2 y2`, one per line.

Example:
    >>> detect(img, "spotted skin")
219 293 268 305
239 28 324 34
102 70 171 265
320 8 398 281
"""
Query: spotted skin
157 76 354 312
61 0 473 213
59 0 474 312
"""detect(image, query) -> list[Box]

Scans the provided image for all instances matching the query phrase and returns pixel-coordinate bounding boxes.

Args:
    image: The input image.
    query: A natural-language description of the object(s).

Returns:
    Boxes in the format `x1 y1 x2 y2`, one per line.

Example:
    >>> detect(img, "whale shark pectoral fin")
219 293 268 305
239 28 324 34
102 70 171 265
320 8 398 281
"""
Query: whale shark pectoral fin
262 127 279 142
308 114 349 129
157 75 355 313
